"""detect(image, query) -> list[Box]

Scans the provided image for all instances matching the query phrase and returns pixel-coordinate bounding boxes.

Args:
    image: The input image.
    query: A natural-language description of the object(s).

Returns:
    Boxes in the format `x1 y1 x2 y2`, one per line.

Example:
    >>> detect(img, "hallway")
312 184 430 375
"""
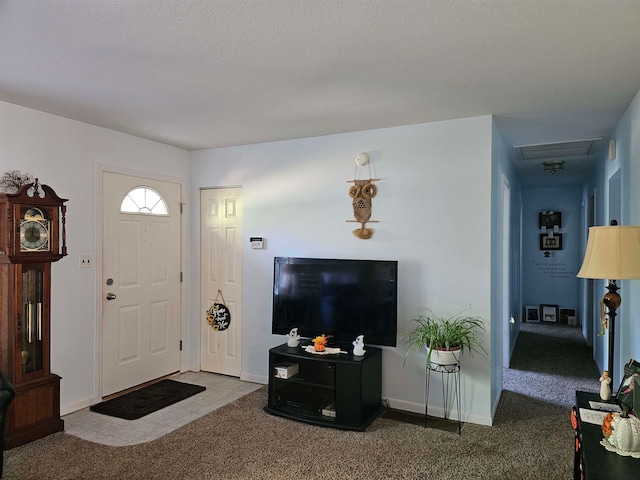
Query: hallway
504 322 600 408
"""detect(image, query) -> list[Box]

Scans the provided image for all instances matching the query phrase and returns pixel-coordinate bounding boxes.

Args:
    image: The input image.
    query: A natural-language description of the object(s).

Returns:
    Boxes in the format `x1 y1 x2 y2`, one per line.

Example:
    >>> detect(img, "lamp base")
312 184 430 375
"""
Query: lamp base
603 281 621 311
603 280 620 386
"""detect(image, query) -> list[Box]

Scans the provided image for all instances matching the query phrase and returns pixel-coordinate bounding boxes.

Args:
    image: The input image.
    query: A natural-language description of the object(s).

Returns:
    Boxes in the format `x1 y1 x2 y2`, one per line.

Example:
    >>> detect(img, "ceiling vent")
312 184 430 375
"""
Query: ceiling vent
514 139 601 161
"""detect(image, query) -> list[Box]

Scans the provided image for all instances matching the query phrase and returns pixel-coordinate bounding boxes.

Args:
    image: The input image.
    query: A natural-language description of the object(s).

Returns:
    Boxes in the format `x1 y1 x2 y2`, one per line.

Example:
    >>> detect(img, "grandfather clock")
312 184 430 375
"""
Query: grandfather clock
0 179 67 448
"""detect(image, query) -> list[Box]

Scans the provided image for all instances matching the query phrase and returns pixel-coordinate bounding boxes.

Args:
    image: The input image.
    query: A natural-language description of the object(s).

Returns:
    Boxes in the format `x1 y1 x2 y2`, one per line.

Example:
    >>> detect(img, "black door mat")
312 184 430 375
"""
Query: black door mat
90 379 206 420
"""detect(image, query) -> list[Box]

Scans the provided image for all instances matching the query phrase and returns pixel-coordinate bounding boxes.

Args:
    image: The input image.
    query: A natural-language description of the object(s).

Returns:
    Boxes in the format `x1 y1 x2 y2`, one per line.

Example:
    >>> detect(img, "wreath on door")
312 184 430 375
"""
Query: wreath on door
206 290 231 331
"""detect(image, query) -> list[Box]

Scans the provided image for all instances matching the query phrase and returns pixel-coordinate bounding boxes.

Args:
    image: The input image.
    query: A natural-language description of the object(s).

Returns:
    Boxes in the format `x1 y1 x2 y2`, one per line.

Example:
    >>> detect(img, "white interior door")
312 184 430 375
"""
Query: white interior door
102 171 182 397
200 187 242 376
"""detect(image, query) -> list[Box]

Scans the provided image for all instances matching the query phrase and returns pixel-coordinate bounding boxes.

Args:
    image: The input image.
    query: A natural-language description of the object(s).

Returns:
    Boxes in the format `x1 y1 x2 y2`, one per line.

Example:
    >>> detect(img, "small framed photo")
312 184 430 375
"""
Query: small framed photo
539 211 562 229
559 308 577 325
617 359 640 408
525 306 540 323
540 234 563 250
540 304 559 323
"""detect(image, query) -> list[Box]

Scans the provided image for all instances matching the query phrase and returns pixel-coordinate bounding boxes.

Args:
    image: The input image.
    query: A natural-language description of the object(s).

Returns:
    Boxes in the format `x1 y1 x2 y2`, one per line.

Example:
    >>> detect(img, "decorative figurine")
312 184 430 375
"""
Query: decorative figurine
287 328 300 348
600 370 612 401
312 334 328 352
352 334 366 357
347 153 380 240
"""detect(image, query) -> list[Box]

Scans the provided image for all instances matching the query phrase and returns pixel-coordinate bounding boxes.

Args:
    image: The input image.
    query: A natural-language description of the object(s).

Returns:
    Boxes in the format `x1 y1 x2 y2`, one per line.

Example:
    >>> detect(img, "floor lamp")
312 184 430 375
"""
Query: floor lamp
577 225 640 386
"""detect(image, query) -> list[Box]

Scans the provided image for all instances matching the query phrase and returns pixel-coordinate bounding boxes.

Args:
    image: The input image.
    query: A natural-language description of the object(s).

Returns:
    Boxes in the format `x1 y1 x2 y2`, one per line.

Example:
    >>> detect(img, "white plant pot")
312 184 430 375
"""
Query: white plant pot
425 346 461 366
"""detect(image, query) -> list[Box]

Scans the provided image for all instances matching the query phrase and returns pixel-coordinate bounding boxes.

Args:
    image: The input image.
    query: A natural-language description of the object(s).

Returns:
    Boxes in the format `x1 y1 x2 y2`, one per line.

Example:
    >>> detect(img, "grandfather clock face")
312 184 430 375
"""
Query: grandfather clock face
20 207 51 252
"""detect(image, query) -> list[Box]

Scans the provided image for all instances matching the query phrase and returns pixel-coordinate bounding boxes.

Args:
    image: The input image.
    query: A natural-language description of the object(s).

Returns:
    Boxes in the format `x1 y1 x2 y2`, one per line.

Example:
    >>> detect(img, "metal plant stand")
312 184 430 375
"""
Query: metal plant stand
425 361 461 434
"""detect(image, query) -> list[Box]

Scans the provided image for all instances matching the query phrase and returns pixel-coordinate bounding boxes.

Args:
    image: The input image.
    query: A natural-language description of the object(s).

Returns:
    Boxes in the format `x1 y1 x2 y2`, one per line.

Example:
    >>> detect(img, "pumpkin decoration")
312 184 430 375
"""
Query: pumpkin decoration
312 335 328 352
601 407 640 453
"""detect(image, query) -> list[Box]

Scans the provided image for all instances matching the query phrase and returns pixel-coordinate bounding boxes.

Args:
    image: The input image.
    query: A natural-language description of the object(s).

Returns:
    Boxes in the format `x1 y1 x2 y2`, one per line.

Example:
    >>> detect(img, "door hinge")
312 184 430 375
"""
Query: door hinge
180 271 183 282
180 340 183 351
179 203 184 214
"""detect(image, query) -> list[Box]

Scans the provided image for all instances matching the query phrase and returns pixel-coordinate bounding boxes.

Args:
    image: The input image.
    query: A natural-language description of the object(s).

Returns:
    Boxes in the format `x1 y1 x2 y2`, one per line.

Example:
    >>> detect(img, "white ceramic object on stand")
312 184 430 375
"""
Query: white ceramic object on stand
287 327 301 347
426 346 461 366
352 334 366 356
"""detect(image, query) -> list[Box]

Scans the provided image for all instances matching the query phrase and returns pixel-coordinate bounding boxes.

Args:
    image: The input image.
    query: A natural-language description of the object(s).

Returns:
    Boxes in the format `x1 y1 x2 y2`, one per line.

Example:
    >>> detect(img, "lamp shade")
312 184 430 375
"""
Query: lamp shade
577 226 640 280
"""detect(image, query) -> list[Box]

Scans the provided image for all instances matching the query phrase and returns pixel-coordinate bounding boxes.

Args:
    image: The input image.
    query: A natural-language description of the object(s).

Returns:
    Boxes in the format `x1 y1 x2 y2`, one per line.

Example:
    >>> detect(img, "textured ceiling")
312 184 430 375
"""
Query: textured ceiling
1 1 640 185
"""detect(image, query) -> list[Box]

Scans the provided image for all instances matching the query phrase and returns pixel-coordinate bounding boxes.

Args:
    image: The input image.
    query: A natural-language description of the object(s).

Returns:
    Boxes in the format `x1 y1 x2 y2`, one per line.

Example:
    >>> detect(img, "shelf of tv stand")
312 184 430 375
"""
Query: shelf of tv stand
264 343 383 431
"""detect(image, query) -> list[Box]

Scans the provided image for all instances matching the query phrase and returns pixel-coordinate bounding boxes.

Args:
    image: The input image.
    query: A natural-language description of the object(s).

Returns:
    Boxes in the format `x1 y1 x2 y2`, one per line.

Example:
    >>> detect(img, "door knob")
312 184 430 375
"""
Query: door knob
106 293 117 300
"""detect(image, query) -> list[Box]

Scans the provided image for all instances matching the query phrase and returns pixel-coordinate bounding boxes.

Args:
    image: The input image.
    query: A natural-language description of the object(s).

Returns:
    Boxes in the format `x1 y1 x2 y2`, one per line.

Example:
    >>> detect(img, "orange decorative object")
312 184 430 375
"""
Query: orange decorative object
570 408 578 431
602 412 615 439
312 334 328 352
602 410 640 452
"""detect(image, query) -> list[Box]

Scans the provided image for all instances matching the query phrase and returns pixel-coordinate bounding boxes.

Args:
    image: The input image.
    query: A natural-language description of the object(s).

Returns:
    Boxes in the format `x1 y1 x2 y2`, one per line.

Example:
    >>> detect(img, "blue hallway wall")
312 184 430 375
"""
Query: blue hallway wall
522 185 582 322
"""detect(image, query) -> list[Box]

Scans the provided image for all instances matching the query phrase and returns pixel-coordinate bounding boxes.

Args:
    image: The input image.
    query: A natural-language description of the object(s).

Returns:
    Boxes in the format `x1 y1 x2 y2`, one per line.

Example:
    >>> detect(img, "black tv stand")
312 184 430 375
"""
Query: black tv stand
264 343 383 431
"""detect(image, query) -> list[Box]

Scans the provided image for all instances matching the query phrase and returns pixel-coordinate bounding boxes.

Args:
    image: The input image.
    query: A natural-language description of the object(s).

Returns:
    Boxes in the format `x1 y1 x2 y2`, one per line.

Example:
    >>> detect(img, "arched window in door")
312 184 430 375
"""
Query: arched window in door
120 186 169 215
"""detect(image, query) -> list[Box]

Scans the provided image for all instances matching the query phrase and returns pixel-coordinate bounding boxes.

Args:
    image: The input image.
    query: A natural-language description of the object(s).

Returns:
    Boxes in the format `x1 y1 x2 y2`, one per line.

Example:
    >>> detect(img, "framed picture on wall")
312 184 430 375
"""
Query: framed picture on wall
540 233 563 250
539 211 562 229
540 304 559 323
525 306 540 323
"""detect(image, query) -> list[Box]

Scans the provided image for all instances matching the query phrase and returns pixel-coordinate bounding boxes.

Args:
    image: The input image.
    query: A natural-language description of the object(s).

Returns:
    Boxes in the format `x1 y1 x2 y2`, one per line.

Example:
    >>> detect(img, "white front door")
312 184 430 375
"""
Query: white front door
102 171 182 396
200 187 242 376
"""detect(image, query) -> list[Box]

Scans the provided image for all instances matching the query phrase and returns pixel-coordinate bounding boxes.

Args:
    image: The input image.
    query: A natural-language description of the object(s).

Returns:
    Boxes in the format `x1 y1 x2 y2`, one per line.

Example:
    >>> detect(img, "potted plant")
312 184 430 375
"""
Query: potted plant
403 308 487 367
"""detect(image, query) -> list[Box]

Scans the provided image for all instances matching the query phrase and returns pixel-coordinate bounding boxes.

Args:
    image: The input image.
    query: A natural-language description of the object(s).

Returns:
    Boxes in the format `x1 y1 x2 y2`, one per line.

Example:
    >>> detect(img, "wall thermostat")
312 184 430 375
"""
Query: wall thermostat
250 237 264 249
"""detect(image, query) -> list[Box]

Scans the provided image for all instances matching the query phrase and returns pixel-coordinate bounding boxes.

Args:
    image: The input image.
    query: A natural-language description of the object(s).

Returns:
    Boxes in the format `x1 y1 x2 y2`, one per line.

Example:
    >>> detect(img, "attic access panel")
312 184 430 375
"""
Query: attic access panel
514 139 600 161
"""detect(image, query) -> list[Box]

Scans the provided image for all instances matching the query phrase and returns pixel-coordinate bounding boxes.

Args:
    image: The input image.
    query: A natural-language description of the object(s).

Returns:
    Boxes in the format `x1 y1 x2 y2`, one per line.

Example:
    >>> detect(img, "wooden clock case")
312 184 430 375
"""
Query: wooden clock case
0 179 67 448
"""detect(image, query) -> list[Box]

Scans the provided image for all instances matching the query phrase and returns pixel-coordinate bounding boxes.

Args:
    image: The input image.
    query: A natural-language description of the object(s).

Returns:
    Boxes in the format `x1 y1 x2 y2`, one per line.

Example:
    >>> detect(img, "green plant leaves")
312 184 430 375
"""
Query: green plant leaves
402 308 487 368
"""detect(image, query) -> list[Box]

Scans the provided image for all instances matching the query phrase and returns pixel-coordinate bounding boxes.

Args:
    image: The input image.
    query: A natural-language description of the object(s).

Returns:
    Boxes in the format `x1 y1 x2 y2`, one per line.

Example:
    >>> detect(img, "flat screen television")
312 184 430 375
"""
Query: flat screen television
272 257 398 347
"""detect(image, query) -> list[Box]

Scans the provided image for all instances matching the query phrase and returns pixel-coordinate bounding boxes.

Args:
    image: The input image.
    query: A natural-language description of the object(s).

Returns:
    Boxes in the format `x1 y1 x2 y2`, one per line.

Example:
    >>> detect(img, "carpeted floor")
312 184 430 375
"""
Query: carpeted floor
3 322 599 479
503 322 600 407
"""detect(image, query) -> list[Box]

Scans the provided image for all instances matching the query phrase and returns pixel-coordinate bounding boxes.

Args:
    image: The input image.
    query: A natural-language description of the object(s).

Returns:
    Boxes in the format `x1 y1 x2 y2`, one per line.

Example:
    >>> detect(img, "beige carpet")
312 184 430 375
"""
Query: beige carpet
4 385 572 479
6 323 598 479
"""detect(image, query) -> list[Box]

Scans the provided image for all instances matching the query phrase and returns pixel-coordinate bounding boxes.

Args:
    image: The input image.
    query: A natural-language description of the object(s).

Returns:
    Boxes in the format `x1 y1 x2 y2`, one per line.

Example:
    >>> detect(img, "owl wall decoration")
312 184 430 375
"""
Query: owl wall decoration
347 153 379 239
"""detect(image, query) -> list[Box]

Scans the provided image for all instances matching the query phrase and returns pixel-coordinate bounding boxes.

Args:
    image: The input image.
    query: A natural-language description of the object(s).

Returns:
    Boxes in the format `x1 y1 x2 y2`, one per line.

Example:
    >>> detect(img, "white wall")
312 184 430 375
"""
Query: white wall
0 101 190 413
190 116 495 424
0 100 496 424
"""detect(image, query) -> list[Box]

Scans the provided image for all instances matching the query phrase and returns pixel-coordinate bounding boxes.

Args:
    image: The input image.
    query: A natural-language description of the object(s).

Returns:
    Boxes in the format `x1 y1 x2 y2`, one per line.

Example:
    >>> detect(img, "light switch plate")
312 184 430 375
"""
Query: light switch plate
79 255 93 268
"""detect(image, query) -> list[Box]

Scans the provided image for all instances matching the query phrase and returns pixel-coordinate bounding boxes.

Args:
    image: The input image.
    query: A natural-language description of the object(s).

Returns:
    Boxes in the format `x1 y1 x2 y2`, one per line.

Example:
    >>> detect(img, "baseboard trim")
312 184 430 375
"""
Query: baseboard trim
241 372 267 384
61 396 98 416
385 396 493 426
